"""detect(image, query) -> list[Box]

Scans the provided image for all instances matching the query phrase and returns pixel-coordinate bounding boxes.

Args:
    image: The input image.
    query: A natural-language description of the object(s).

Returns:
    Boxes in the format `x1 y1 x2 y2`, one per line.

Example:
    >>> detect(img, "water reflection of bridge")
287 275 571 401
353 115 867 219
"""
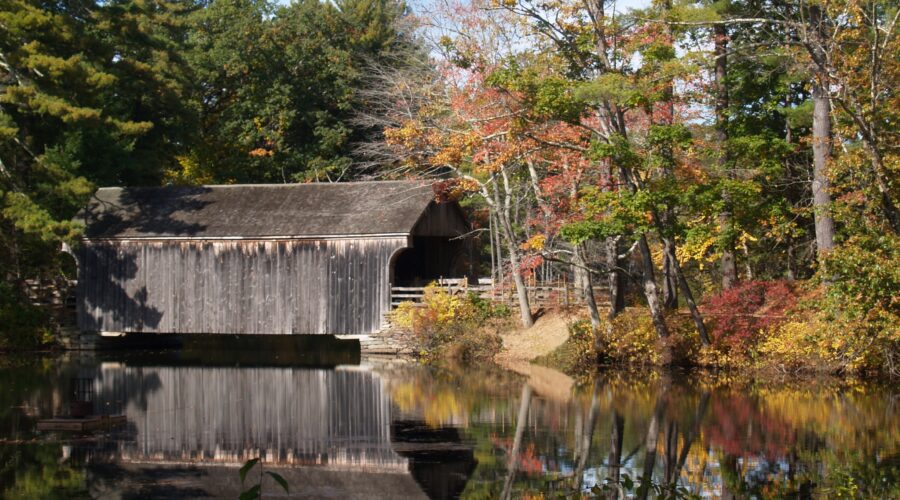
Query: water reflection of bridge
90 365 409 472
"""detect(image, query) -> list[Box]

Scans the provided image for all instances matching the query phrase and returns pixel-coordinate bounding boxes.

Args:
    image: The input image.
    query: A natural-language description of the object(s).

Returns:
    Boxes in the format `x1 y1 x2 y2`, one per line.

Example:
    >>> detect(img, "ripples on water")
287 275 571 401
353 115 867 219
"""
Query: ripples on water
0 344 897 499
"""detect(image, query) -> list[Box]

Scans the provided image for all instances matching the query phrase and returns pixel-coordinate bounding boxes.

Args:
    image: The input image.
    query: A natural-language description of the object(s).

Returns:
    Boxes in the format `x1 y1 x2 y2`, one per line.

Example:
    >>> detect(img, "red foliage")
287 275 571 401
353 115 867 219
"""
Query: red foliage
703 281 798 352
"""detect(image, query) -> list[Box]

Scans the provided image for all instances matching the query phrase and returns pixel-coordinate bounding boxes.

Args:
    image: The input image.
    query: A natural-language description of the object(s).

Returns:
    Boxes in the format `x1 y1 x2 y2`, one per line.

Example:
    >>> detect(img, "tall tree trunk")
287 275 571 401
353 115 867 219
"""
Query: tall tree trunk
605 237 625 318
808 6 835 257
600 158 625 319
811 79 836 256
662 241 678 310
715 24 738 289
660 2 681 309
587 0 666 340
575 244 603 343
637 236 669 339
663 240 711 346
501 384 532 500
493 176 534 328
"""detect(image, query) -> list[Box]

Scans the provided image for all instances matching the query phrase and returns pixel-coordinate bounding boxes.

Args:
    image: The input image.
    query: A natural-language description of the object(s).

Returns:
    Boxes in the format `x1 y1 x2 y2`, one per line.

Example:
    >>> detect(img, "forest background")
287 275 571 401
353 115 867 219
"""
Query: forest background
0 0 896 376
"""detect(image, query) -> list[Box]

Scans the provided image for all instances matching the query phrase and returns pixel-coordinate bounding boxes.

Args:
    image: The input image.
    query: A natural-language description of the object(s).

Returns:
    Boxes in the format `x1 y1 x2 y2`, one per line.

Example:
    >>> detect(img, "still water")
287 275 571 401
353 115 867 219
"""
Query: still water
0 343 897 499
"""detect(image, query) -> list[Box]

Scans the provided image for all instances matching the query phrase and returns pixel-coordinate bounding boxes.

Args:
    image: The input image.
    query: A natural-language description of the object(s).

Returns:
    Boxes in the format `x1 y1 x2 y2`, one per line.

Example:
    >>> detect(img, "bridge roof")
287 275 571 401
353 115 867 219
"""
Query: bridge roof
79 181 437 240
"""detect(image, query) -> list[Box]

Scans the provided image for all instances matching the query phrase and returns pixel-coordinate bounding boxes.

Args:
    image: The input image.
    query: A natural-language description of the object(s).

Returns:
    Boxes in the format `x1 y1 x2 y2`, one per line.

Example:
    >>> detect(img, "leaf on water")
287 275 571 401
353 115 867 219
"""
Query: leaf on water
239 458 259 483
266 471 289 493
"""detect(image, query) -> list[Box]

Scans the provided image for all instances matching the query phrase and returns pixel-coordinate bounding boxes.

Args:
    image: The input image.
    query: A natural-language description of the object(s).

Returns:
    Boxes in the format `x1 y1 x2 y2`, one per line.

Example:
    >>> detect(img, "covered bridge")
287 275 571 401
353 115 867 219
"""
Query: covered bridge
75 181 470 336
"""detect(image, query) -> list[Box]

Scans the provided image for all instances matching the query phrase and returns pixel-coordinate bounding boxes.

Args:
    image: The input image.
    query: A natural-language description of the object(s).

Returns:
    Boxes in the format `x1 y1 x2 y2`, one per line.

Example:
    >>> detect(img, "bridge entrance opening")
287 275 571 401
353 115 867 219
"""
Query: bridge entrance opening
390 237 472 287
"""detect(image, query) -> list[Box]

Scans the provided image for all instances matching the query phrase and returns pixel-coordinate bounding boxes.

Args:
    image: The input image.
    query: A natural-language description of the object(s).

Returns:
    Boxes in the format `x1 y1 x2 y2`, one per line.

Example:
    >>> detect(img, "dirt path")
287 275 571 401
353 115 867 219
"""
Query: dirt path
497 313 576 401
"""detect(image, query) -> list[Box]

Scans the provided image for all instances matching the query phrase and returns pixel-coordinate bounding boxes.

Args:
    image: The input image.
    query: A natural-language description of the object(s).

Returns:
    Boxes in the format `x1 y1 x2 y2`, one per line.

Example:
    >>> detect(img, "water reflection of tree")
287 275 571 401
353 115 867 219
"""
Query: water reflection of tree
446 372 896 499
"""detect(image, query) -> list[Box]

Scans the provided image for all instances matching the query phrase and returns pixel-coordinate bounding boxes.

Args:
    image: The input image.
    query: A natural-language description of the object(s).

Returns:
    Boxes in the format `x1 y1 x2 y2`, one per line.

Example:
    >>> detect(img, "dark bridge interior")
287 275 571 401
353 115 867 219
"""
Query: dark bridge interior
391 236 474 286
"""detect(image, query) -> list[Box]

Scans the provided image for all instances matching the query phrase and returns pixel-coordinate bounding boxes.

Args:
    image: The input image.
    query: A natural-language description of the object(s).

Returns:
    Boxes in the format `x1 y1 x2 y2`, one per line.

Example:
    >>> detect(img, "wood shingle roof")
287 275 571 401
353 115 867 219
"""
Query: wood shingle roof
79 181 437 239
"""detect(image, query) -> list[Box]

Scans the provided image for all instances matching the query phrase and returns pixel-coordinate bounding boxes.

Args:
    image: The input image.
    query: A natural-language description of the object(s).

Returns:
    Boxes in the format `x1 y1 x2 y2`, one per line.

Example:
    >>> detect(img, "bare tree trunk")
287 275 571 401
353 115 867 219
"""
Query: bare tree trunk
786 243 796 281
714 24 738 290
501 384 532 500
638 236 669 339
587 0 666 340
575 243 603 342
662 241 678 310
663 241 711 346
742 239 754 279
811 80 835 256
493 176 534 328
600 158 625 320
605 237 624 318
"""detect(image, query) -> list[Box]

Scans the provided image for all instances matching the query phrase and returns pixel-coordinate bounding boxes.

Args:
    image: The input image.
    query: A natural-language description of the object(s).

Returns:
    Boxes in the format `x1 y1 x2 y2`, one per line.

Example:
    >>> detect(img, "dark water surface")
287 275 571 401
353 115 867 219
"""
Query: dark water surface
0 344 897 499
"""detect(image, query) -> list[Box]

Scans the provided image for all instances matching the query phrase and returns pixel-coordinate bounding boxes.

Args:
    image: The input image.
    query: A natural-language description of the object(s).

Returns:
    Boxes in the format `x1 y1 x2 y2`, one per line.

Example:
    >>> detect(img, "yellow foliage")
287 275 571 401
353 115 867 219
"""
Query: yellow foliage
390 284 504 363
521 234 546 251
391 283 473 331
163 155 216 185
594 308 663 366
757 317 869 374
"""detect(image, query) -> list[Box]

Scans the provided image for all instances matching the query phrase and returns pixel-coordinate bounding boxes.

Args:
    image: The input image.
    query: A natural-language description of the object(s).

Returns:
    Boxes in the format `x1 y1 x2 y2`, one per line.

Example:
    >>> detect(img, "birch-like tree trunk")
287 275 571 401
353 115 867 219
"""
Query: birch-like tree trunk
492 174 534 328
574 243 603 339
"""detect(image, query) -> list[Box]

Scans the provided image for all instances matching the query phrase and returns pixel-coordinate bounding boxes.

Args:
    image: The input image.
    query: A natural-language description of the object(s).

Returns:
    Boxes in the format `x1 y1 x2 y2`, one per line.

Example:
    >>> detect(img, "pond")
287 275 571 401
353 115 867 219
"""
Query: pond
0 343 897 499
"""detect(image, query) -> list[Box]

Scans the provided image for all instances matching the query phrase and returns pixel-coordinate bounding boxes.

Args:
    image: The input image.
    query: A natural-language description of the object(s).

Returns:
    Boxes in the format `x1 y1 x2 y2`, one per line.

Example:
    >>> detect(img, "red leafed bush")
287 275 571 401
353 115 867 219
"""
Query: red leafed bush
704 281 798 354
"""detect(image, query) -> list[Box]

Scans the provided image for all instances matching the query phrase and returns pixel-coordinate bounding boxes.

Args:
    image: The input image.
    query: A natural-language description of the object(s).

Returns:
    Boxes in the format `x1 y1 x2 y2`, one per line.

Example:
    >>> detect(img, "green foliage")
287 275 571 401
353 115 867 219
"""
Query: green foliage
181 0 416 183
0 443 90 499
560 186 654 243
238 457 289 499
486 59 585 122
0 283 52 351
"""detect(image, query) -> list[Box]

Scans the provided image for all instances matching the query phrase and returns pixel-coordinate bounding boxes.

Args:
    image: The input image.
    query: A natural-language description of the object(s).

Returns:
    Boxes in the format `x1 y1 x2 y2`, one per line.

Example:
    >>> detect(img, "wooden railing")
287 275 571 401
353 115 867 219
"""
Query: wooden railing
390 278 609 309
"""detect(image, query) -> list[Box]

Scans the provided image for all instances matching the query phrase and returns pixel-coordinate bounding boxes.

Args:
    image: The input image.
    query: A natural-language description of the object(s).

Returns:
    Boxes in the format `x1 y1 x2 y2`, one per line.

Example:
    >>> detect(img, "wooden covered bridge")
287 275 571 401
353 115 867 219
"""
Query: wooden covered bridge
75 181 471 336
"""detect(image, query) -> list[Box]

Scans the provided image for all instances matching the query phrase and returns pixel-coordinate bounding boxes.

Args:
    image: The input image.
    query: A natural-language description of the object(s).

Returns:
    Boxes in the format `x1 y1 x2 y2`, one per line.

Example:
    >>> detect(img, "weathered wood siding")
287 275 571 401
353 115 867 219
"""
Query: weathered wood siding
77 237 408 335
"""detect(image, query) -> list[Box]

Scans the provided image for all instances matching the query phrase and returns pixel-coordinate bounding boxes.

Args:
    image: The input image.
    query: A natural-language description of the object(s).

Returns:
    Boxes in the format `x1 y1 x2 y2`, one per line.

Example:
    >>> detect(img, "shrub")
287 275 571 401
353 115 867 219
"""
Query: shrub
757 290 899 376
598 309 661 366
391 284 505 364
757 318 838 373
594 309 701 366
703 280 798 358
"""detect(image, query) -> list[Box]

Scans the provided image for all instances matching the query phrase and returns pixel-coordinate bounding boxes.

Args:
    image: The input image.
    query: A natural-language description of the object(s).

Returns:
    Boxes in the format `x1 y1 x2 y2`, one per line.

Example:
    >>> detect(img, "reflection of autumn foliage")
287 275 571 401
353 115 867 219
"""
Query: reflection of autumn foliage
701 383 900 465
703 392 796 459
489 437 546 475
389 366 523 428
754 386 900 454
